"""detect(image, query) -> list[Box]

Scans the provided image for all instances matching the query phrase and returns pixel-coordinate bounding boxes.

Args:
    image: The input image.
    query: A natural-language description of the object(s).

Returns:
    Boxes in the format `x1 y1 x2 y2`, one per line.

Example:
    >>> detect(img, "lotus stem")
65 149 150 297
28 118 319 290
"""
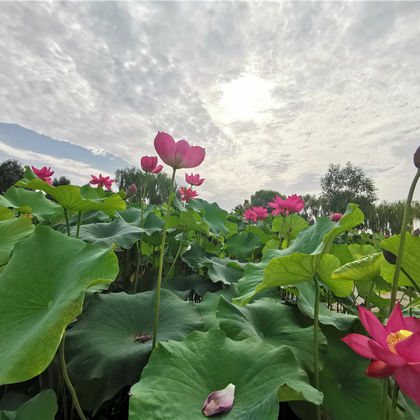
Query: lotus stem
390 382 399 420
381 379 389 420
135 182 148 293
75 211 82 239
63 209 71 237
152 168 176 348
400 267 420 295
59 334 87 420
390 168 420 310
313 276 321 420
164 226 186 285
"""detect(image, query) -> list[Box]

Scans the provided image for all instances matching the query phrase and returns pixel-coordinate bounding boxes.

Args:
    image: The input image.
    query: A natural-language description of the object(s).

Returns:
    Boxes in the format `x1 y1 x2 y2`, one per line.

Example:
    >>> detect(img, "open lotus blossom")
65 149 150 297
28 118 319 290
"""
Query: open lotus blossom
89 174 114 191
154 132 205 169
179 186 198 203
32 166 54 185
243 208 257 223
342 303 420 406
140 156 163 174
202 383 235 417
185 173 205 186
330 212 344 222
268 194 304 216
252 206 268 220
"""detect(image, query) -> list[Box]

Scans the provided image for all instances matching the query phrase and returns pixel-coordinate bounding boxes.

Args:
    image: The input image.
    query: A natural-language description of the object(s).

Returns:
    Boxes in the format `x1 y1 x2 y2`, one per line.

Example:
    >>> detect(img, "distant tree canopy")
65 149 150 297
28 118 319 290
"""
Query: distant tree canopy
52 176 71 186
0 159 24 194
115 167 174 205
320 162 377 215
250 189 282 207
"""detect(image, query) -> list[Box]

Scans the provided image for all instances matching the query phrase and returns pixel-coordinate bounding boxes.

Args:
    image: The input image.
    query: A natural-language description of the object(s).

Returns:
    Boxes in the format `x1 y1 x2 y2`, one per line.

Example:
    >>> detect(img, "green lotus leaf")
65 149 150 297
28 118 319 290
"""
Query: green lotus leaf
0 389 57 420
196 286 239 330
168 209 209 235
296 281 357 330
71 218 146 248
0 216 35 265
1 187 63 222
225 232 262 259
0 226 118 384
187 198 229 235
318 254 353 297
332 253 382 283
66 290 203 411
0 207 13 221
129 329 322 420
381 233 420 288
164 273 220 297
332 244 354 265
262 238 281 254
248 225 271 244
272 214 308 240
319 329 383 420
205 257 245 285
348 244 377 260
217 297 327 371
16 167 125 216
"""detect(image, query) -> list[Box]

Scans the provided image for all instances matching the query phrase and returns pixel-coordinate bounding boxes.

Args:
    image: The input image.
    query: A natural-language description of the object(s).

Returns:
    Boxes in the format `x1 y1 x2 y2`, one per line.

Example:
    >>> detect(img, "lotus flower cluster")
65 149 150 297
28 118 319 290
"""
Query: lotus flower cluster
89 174 114 191
342 303 420 406
32 166 54 185
141 156 163 174
330 212 343 222
179 186 199 203
243 206 268 223
267 194 304 216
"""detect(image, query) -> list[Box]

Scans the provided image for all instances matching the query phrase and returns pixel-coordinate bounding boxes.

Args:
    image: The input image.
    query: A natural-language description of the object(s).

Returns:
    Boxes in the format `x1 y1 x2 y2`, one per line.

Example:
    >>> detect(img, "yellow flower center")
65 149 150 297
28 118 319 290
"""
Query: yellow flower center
386 330 413 354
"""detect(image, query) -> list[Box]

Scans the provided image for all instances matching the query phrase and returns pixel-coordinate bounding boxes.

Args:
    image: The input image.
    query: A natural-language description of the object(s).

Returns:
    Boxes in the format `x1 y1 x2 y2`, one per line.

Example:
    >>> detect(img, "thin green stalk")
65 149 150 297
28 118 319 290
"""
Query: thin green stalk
75 211 82 239
286 215 292 248
390 382 399 420
381 379 389 420
365 279 375 309
163 226 186 286
63 209 71 237
314 276 321 420
390 168 420 310
135 182 148 293
152 168 176 348
59 334 86 420
400 267 420 295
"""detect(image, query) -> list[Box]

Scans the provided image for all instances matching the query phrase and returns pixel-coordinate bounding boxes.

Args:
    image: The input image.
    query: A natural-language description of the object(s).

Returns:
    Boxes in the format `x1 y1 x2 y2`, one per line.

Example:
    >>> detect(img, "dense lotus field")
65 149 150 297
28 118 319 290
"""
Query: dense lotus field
0 135 420 420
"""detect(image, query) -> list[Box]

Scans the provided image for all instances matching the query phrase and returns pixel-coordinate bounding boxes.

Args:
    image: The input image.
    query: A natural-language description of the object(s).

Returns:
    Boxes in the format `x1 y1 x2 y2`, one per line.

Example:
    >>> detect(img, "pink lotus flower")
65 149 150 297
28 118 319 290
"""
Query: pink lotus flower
32 166 54 185
141 156 163 174
244 208 257 223
342 303 420 406
251 206 268 221
89 173 114 191
268 194 304 216
179 186 198 203
185 173 205 186
128 183 137 194
202 383 235 417
330 213 344 222
154 132 205 169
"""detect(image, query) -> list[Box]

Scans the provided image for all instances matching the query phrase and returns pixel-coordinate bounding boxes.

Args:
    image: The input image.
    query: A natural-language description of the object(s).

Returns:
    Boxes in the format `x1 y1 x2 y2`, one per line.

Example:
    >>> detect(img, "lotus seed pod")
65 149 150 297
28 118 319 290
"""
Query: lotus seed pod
414 146 420 168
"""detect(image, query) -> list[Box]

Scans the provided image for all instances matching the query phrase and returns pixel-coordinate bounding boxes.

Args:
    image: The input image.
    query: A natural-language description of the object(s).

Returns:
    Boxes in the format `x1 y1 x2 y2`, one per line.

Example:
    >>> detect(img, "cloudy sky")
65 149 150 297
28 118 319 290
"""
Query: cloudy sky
1 1 419 210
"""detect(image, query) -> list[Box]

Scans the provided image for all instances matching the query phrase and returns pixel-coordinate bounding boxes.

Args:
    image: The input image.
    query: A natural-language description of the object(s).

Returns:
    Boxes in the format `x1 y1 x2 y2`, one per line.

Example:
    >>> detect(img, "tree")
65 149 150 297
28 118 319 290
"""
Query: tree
52 176 71 186
320 162 377 216
115 167 174 205
0 159 24 194
250 189 282 208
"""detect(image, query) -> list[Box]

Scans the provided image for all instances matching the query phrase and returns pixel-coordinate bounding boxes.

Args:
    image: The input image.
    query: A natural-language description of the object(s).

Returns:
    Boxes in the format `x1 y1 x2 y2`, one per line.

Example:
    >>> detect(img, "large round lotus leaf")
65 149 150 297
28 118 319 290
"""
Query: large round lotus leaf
0 226 118 385
16 167 125 215
66 289 204 411
71 218 145 248
0 216 34 265
0 389 57 420
1 187 63 222
225 232 262 259
187 198 229 235
217 297 327 371
129 329 322 420
319 329 383 420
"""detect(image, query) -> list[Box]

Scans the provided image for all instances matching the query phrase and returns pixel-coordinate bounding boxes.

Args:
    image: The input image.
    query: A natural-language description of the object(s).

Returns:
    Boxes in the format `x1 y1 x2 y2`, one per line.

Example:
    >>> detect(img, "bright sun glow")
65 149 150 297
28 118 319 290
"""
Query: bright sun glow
218 74 273 123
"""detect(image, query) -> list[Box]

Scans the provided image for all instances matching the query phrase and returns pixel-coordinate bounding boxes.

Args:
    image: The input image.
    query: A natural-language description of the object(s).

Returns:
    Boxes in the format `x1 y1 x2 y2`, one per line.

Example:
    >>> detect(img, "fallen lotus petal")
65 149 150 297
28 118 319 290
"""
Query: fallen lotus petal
202 383 235 417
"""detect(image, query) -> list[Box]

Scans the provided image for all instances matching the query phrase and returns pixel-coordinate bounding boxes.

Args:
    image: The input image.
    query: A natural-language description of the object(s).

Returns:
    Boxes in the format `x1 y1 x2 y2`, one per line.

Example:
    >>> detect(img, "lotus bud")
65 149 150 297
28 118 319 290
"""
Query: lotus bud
382 249 397 265
202 383 235 417
330 213 343 222
414 146 420 168
128 183 137 194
